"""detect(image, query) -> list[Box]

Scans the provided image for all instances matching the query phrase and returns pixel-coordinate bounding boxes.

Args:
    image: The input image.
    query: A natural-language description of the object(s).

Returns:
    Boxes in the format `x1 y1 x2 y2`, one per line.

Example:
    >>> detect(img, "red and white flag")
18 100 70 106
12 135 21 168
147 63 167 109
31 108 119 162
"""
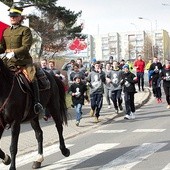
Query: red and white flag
0 2 10 41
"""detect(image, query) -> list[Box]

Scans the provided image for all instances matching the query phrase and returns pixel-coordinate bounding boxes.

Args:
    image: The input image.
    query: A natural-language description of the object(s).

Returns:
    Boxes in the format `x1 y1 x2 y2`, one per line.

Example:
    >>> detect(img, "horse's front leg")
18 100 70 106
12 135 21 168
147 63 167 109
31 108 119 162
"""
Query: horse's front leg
30 117 44 169
0 122 11 165
9 121 20 170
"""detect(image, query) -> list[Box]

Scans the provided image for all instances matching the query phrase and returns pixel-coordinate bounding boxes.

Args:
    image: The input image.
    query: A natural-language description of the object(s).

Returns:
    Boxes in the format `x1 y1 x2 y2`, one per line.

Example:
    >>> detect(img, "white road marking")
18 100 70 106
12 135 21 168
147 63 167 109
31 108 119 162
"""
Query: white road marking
40 143 119 170
95 130 127 133
99 143 167 170
133 129 166 132
162 163 170 170
0 144 73 170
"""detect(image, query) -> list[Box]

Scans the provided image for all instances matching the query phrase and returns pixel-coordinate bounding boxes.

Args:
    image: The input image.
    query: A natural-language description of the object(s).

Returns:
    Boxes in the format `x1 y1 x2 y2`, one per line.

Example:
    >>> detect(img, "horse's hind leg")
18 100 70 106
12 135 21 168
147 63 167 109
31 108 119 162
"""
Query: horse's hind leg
49 107 70 157
30 117 44 169
9 121 21 170
0 123 11 165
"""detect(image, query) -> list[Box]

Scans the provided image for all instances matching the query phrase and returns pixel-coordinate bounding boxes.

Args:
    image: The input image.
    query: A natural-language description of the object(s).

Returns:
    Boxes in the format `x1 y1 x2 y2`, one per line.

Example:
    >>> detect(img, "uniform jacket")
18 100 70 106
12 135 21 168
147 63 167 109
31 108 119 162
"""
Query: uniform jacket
0 25 33 66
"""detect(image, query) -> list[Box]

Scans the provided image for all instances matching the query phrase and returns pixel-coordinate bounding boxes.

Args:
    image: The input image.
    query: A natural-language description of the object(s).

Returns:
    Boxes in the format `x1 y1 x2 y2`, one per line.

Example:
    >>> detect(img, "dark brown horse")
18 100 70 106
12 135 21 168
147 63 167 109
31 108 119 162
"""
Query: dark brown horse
0 59 70 170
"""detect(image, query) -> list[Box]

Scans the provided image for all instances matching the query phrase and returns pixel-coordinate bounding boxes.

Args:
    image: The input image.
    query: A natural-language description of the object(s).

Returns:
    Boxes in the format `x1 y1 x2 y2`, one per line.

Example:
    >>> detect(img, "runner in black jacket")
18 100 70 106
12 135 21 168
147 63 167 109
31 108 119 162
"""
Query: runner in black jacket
160 60 170 109
121 64 138 120
149 57 163 103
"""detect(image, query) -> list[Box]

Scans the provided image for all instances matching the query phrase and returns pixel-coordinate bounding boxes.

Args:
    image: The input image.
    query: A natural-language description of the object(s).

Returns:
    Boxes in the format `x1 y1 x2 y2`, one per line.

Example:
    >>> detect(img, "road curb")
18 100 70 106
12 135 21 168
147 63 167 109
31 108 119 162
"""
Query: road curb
135 88 151 109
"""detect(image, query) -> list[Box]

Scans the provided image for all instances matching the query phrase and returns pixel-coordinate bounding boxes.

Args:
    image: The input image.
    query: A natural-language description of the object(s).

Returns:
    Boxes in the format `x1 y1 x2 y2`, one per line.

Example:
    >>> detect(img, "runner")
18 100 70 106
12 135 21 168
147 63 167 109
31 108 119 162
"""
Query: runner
107 61 123 114
121 64 138 120
160 59 170 108
103 62 112 109
149 56 163 103
86 61 105 123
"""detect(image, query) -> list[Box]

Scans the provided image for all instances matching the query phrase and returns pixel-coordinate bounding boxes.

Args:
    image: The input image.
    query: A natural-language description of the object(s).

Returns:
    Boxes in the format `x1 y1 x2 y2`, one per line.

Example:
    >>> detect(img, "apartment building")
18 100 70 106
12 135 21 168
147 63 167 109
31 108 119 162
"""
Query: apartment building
93 29 170 62
153 29 170 63
94 33 119 61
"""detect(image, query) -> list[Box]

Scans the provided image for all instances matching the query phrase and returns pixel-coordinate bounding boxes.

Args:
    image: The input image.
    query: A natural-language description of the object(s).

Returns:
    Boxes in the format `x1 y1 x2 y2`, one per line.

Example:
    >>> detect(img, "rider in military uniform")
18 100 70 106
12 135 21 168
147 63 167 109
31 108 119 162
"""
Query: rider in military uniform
0 5 44 115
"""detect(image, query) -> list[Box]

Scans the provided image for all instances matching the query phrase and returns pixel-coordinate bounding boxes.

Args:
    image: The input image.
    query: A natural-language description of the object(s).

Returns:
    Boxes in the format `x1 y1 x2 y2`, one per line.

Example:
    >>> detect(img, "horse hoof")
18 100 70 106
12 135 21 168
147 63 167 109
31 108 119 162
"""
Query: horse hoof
32 161 41 169
62 148 70 157
2 154 11 165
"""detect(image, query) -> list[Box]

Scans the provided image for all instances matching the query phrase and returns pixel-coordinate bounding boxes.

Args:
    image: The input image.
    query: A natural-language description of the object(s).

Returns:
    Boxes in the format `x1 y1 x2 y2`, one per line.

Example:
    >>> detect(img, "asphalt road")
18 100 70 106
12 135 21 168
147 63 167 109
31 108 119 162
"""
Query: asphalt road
0 72 167 170
5 90 169 170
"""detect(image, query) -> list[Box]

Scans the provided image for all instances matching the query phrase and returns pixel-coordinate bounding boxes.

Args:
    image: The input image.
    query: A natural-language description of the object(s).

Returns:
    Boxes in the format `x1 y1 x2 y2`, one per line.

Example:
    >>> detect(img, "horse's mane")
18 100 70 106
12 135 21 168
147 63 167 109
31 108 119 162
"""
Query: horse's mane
0 59 14 82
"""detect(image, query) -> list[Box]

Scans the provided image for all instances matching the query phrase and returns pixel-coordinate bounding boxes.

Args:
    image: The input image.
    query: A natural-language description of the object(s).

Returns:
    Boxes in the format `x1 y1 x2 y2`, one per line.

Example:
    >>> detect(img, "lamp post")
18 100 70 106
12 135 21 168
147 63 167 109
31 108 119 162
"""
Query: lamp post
162 3 170 6
131 23 137 30
130 23 138 58
138 17 154 58
138 17 152 31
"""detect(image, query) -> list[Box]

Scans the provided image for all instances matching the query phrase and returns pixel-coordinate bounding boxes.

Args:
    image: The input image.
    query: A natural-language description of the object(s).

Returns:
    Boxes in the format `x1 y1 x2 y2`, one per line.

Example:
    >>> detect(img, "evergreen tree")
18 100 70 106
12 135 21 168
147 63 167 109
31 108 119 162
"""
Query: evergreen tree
1 0 85 57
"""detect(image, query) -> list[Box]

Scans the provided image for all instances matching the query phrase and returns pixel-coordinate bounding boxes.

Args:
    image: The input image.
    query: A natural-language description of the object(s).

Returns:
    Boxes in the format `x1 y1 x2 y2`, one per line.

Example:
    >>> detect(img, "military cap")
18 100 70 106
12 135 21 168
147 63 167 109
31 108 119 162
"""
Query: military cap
8 5 23 17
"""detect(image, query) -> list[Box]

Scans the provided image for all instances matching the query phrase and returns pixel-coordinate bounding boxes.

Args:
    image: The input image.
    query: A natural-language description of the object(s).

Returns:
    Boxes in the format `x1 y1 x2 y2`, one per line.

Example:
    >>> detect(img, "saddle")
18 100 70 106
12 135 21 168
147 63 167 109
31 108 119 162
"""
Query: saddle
16 67 50 93
15 67 51 121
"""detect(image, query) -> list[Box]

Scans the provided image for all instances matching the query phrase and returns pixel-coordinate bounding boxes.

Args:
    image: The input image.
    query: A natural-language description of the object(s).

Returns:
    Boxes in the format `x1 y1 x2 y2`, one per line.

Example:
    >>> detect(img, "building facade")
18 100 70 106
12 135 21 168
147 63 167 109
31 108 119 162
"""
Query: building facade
92 29 170 63
153 30 170 63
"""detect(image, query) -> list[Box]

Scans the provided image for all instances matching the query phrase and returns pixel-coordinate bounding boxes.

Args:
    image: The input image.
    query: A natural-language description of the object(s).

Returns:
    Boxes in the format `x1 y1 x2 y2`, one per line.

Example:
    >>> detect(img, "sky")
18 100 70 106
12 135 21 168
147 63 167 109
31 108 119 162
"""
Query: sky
57 0 170 35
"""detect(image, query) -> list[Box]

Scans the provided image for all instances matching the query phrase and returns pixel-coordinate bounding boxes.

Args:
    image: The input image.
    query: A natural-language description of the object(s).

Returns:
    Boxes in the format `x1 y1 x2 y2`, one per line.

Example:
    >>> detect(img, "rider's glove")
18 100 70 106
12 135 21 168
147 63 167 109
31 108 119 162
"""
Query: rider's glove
6 52 15 59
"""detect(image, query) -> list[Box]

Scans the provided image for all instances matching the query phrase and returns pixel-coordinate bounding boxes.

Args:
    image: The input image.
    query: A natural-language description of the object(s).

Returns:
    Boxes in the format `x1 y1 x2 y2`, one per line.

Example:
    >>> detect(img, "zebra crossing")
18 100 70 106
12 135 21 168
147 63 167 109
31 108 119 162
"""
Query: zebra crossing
0 129 169 170
40 143 119 170
38 142 167 170
162 163 170 170
99 143 167 170
95 129 166 133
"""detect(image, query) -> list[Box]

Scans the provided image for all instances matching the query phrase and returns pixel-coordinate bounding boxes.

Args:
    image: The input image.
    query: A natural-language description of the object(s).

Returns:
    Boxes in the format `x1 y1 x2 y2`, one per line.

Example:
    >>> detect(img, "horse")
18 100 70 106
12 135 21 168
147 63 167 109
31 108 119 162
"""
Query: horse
0 58 70 170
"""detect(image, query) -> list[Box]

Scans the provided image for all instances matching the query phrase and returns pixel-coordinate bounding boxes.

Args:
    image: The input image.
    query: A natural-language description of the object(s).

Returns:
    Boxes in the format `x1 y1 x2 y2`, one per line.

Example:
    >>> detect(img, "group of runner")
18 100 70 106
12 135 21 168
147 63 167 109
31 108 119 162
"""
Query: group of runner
42 55 170 126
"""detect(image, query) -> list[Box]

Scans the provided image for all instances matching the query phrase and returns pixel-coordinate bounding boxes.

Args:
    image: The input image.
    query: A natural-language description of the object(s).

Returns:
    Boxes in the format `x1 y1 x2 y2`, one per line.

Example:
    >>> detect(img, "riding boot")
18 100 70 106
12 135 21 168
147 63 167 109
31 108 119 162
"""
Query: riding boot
32 80 44 115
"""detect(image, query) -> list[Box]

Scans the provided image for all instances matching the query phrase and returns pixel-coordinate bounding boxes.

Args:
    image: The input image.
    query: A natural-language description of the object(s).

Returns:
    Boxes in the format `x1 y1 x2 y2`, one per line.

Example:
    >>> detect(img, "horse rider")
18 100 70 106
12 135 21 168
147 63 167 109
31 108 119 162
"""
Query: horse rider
0 5 44 115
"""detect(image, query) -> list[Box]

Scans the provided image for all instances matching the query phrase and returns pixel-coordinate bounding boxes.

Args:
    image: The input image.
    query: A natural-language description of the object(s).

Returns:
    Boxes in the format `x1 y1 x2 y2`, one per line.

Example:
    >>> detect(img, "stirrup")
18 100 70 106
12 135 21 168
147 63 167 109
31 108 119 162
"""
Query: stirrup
34 103 44 115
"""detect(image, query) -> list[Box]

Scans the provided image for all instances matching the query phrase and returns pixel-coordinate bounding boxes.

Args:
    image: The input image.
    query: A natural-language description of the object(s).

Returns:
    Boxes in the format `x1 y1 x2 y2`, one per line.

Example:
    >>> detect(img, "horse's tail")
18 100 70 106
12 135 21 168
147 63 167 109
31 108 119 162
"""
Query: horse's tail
53 76 68 125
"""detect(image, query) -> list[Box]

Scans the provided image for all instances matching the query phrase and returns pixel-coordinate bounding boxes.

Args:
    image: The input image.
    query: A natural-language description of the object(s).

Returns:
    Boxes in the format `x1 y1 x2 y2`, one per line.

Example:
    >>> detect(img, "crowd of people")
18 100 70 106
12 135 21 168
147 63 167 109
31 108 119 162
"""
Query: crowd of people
41 55 169 126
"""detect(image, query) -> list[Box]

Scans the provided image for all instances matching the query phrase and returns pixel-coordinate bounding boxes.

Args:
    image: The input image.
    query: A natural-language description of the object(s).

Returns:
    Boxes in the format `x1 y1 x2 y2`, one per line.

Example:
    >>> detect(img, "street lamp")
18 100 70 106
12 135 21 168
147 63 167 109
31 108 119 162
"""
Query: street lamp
130 23 138 58
138 17 152 31
162 3 170 6
138 17 153 58
130 23 137 30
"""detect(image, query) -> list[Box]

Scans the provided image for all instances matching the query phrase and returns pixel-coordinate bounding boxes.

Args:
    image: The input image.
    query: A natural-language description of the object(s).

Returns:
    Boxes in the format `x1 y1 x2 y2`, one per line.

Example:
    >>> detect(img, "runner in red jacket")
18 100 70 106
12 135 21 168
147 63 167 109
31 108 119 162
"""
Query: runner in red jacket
134 55 145 91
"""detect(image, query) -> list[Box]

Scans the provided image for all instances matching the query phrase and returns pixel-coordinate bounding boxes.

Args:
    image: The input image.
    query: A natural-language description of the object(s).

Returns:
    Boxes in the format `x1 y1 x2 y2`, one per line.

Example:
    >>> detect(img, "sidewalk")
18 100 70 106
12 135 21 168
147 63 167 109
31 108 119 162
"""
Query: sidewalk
1 88 151 156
